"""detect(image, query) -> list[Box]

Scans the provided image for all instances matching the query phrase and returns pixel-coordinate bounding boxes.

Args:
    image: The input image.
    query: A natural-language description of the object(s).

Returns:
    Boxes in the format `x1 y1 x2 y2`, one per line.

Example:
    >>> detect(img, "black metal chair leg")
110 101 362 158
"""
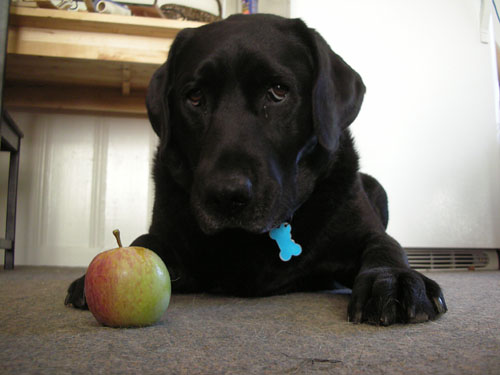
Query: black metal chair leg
4 145 20 269
1 111 23 270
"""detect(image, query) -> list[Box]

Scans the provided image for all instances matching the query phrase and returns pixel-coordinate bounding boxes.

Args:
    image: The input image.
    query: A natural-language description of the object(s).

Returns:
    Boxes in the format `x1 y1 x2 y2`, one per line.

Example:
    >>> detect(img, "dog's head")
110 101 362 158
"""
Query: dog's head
147 14 365 235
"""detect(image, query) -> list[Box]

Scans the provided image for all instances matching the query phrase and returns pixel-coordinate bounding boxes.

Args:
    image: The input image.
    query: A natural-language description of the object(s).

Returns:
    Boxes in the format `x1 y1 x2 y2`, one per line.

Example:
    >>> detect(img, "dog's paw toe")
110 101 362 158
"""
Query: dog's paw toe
347 267 447 325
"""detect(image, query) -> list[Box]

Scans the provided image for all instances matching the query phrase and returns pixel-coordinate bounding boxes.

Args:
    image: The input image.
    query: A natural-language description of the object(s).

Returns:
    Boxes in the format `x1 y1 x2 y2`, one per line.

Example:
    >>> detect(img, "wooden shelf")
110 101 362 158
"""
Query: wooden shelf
4 7 204 116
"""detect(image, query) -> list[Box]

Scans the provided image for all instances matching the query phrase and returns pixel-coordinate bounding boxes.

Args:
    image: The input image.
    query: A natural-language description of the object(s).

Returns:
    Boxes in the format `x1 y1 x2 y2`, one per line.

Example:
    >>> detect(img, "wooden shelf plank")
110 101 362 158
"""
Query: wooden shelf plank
4 84 148 116
8 25 170 64
6 55 156 90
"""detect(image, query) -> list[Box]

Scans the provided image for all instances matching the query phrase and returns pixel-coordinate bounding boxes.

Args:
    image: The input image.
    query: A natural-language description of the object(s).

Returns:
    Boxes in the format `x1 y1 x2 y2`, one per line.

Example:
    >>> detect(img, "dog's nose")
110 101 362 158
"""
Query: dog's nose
206 174 253 213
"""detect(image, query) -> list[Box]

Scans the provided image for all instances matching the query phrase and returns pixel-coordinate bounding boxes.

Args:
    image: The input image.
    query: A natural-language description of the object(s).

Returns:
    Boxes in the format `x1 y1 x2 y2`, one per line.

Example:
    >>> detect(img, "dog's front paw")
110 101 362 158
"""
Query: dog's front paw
348 267 447 325
64 274 88 309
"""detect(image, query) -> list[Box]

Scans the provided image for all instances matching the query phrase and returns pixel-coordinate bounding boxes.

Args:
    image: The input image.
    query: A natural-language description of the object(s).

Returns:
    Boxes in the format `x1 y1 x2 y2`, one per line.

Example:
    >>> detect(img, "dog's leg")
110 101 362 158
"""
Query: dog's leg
342 180 447 325
132 233 200 293
347 234 447 325
65 274 88 309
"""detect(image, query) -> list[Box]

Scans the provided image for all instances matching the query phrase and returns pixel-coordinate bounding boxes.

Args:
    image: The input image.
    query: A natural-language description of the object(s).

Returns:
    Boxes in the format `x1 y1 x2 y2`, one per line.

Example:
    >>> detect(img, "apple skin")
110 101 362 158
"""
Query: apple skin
84 246 171 328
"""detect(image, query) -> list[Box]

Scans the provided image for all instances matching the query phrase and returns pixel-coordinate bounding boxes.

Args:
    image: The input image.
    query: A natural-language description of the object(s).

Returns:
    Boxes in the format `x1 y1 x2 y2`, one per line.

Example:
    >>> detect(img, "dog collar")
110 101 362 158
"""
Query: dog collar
269 223 302 262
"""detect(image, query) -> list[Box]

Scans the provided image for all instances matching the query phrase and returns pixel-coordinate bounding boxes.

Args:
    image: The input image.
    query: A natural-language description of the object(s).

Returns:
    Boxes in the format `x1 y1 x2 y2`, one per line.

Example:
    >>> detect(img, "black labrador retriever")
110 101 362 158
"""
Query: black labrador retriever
66 14 447 325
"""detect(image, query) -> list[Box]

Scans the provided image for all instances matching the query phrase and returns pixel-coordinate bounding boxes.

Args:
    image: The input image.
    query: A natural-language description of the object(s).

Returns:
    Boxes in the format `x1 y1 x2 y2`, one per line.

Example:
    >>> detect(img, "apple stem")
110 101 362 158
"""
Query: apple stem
113 229 123 248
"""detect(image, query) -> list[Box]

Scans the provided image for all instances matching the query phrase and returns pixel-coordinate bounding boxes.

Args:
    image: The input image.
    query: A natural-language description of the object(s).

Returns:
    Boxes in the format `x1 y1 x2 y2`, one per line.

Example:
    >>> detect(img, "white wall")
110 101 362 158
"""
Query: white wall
1 112 157 267
291 0 500 248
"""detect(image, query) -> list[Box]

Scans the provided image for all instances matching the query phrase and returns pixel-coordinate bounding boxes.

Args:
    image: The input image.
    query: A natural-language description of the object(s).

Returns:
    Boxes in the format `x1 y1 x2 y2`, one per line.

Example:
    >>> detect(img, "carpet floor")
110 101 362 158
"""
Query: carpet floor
0 266 499 374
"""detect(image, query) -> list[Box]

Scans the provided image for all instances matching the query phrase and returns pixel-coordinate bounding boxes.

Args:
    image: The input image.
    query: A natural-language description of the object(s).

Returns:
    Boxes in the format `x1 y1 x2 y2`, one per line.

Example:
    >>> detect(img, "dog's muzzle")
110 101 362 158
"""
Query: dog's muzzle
191 168 285 235
204 173 254 215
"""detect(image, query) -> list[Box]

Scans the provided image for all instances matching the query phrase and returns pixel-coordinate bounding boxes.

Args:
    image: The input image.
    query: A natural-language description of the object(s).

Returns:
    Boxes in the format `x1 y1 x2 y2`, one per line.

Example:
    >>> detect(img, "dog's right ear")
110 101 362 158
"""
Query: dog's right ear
146 61 168 139
146 29 194 142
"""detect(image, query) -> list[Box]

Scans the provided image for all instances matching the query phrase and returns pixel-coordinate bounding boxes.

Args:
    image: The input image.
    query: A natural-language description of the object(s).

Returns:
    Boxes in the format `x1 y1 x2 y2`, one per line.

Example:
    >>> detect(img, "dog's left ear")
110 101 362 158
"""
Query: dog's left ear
309 31 366 151
146 28 195 142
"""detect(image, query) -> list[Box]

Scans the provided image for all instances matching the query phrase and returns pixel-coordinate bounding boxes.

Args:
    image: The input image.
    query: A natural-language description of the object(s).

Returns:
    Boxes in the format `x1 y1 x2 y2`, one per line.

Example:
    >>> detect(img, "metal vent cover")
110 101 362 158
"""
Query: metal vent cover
405 249 499 271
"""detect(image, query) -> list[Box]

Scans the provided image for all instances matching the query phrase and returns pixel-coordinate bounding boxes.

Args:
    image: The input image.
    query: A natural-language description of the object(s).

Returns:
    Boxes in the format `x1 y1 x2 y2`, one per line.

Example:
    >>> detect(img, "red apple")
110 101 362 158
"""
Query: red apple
84 229 171 327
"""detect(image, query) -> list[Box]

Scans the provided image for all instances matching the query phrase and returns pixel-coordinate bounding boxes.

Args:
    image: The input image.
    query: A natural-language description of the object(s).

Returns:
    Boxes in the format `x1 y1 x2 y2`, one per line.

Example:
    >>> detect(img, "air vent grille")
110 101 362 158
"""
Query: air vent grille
405 249 499 271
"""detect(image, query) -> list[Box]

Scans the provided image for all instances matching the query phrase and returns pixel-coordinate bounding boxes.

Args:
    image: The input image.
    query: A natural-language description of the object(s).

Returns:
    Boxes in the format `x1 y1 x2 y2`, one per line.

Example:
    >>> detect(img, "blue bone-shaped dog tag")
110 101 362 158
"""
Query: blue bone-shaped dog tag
269 223 302 262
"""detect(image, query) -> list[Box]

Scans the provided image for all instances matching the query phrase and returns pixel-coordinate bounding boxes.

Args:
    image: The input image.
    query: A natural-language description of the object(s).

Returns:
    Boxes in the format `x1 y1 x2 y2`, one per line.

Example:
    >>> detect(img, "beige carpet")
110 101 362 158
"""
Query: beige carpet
1 266 499 374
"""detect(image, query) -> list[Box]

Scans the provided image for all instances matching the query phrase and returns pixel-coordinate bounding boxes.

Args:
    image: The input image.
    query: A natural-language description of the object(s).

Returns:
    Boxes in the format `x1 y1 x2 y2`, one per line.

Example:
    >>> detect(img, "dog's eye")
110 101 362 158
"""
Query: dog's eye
187 89 203 106
267 85 288 102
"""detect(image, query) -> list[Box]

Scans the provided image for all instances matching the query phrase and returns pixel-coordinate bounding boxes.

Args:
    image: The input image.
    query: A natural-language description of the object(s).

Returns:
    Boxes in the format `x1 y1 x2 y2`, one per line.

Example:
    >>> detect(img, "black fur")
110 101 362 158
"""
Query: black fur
65 14 446 325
